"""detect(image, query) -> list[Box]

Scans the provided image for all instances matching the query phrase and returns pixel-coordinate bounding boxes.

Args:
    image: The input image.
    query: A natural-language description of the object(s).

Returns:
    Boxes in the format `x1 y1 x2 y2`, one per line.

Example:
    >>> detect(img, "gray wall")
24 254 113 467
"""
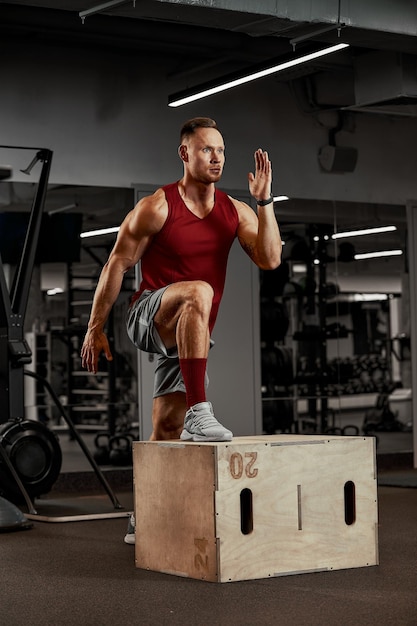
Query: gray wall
1 40 416 206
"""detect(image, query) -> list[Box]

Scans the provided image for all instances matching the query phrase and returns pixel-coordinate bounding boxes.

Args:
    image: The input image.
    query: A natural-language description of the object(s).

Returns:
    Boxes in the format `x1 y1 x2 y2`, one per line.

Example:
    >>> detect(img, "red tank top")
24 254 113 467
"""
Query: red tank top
134 181 239 331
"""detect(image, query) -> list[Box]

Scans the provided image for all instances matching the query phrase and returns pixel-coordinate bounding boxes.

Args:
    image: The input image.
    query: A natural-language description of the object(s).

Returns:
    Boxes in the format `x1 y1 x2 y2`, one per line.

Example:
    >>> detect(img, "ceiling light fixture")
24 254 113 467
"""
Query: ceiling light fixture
80 226 120 238
325 293 391 302
273 195 289 202
292 263 308 273
354 250 403 260
46 287 64 296
168 43 349 107
332 225 397 239
352 293 389 302
48 203 78 216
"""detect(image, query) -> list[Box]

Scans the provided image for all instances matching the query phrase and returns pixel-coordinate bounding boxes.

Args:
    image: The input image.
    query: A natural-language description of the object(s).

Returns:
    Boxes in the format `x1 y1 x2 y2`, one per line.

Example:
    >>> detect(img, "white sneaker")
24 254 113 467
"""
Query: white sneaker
124 513 135 545
180 401 233 442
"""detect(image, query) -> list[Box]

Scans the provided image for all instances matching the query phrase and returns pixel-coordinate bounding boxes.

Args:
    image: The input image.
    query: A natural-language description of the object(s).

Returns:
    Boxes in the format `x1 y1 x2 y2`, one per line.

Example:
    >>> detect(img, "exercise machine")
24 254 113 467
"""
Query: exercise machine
0 147 123 523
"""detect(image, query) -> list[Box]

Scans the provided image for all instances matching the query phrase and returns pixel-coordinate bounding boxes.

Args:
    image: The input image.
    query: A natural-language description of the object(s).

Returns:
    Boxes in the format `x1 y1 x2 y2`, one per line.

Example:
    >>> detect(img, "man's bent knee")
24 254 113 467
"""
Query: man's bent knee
181 280 214 315
154 281 213 350
157 281 213 319
183 280 214 303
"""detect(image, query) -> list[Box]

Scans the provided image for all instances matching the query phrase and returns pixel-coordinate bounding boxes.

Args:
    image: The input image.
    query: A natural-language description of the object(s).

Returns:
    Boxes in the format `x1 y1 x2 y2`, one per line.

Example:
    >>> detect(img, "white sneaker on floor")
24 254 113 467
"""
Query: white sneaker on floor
124 513 135 545
180 401 233 442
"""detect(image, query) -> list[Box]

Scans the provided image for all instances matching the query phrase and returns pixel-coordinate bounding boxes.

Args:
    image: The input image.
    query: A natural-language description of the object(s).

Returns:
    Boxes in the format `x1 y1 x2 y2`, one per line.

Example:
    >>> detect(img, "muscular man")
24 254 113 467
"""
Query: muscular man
81 117 281 539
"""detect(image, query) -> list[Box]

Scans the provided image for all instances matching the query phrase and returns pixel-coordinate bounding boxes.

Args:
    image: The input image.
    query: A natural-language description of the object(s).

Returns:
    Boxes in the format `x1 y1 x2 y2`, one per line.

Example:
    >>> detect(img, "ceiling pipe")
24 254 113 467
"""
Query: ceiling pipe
79 0 135 24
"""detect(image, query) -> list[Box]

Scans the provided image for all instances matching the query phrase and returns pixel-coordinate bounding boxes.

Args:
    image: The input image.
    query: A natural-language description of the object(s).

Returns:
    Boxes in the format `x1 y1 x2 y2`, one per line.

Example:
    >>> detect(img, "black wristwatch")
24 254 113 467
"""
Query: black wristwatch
256 196 274 206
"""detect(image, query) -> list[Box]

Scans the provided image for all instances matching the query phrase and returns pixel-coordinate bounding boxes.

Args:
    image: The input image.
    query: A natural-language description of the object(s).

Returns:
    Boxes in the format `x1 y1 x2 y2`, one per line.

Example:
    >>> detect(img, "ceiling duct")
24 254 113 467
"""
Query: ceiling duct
345 51 417 117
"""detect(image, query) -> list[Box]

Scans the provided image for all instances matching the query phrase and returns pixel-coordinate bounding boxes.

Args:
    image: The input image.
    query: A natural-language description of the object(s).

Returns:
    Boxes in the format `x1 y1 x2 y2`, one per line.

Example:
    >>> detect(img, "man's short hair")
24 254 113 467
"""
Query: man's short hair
180 117 220 142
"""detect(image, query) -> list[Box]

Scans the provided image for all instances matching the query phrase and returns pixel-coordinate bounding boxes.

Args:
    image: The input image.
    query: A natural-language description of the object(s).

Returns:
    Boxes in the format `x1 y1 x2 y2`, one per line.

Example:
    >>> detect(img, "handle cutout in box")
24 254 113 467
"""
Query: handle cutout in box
240 488 253 535
344 480 356 525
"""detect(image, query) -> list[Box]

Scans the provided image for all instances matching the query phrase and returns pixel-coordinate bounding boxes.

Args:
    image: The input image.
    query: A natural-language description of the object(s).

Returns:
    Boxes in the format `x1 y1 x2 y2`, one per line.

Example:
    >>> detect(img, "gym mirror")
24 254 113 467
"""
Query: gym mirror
0 181 411 478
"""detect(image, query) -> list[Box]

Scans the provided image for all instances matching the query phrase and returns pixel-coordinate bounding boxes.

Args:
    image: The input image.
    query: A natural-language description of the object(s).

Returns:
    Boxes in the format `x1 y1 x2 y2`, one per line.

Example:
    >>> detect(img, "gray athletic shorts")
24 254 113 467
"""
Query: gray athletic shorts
126 286 210 398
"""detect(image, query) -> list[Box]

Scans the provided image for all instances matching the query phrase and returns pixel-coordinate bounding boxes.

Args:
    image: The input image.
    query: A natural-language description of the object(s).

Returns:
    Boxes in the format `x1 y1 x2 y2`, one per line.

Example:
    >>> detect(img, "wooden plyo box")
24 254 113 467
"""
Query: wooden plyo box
133 435 378 583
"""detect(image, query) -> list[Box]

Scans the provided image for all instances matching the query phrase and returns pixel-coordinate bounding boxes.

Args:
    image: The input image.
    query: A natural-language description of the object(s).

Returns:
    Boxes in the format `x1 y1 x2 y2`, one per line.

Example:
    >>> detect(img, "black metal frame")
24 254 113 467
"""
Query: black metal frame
0 147 122 512
0 148 52 422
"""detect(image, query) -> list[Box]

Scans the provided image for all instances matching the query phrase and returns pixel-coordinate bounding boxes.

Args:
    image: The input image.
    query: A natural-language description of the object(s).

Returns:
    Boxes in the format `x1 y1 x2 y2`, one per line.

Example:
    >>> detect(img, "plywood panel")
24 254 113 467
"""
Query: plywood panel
134 442 218 580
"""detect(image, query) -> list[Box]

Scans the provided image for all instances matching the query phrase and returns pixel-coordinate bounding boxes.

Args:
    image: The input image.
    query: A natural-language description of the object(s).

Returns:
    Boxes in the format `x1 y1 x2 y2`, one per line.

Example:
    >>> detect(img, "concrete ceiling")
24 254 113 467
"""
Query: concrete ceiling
1 0 416 84
1 1 416 117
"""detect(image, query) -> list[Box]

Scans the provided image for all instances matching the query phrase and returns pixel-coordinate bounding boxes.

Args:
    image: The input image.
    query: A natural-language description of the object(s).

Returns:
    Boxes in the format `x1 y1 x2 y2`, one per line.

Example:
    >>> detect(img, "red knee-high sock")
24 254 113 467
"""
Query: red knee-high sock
179 358 207 408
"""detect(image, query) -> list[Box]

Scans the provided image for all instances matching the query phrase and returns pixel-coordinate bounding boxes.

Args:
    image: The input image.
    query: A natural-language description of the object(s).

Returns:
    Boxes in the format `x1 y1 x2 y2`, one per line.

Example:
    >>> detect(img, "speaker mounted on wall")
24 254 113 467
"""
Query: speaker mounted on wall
318 145 358 173
318 112 358 173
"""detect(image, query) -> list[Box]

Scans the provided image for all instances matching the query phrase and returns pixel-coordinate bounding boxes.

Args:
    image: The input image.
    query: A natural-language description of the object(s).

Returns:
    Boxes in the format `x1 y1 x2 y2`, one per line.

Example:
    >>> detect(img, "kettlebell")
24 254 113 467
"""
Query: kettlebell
325 427 343 435
108 434 133 466
93 433 111 465
342 425 360 436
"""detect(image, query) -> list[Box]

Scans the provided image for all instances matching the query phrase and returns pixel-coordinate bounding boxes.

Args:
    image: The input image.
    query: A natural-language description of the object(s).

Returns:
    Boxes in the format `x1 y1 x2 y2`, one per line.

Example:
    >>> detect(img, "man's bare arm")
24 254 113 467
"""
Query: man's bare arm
81 189 167 373
233 148 282 270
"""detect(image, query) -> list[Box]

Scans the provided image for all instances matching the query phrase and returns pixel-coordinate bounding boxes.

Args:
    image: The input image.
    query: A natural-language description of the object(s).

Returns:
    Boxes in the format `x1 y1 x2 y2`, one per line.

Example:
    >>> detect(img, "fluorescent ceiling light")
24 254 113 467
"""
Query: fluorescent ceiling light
46 287 64 296
273 195 289 202
81 226 120 238
292 263 307 273
332 225 397 239
333 293 392 302
48 203 78 216
354 249 403 260
352 293 389 302
168 43 349 107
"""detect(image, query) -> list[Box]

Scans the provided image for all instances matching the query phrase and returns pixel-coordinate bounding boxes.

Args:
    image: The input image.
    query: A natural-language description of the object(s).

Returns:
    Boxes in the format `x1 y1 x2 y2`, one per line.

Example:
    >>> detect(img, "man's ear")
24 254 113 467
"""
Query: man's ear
178 144 188 162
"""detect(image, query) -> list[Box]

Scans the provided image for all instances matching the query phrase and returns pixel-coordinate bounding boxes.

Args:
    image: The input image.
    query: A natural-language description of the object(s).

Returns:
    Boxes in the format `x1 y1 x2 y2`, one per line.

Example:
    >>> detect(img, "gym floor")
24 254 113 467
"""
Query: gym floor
1 484 416 625
1 420 416 626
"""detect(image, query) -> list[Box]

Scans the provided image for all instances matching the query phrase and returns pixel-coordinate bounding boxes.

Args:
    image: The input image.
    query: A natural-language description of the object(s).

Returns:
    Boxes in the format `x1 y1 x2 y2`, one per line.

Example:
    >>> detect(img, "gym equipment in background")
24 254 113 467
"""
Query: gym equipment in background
0 147 123 519
0 418 62 505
